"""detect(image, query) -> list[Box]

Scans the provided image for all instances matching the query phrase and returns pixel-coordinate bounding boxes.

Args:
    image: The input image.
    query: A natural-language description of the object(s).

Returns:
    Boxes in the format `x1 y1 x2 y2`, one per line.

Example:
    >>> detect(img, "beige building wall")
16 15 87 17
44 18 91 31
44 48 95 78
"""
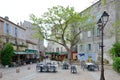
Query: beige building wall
47 41 67 52
0 17 26 51
0 20 4 35
22 21 45 52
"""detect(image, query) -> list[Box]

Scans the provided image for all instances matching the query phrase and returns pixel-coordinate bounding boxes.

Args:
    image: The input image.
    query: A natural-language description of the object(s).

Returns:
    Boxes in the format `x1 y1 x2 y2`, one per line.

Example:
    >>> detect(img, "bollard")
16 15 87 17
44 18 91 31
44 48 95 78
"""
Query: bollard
5 65 9 68
24 62 26 65
0 72 2 78
16 68 20 73
27 66 30 70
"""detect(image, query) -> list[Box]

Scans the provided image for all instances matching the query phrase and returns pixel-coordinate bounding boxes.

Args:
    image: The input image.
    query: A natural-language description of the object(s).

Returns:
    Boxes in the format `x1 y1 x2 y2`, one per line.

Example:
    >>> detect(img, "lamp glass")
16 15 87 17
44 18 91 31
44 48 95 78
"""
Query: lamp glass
97 18 102 30
101 11 109 25
101 16 109 25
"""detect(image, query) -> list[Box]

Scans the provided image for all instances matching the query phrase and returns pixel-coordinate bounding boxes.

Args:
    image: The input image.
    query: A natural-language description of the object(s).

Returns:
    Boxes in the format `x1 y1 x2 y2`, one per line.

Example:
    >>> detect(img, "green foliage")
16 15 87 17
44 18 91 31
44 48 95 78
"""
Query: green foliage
110 42 120 73
30 5 95 62
110 42 120 58
101 0 107 5
30 14 45 39
1 42 14 66
30 5 94 50
113 57 120 73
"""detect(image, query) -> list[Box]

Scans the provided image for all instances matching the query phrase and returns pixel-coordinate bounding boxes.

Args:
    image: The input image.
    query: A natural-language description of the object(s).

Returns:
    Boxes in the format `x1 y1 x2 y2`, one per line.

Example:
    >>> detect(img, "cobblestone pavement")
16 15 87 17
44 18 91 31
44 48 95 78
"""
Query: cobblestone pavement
0 63 120 80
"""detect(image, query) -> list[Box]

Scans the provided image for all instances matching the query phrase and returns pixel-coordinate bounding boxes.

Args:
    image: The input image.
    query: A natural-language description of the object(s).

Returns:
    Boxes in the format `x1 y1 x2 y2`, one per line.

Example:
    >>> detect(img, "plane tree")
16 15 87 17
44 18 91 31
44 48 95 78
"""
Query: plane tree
30 5 94 63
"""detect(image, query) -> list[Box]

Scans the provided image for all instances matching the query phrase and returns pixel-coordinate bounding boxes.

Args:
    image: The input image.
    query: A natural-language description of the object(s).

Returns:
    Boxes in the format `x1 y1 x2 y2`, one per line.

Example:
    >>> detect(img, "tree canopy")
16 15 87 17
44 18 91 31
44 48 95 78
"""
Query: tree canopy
110 42 120 58
30 5 94 61
1 42 14 66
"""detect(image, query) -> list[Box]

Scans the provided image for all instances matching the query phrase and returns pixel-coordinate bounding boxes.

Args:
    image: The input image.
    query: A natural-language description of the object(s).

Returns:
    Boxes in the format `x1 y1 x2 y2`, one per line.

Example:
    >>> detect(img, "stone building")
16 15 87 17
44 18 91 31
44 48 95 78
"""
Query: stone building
0 17 45 65
0 16 27 65
46 41 68 61
22 21 45 58
0 16 26 51
77 0 120 64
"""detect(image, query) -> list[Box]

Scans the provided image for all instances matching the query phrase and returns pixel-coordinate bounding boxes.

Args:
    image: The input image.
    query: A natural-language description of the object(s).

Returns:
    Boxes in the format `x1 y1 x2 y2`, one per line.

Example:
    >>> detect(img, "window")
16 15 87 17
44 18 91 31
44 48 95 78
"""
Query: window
87 31 91 37
15 27 17 37
96 28 101 36
11 26 15 36
98 42 101 50
61 47 63 52
96 12 101 20
80 45 84 51
88 44 91 51
9 26 12 35
4 23 9 34
52 48 54 52
80 33 83 40
56 47 59 52
96 42 101 51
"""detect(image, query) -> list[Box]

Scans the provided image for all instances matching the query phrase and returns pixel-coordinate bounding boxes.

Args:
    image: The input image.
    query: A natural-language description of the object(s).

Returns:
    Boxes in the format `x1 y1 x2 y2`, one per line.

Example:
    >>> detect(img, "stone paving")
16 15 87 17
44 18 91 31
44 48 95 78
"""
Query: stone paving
0 63 120 80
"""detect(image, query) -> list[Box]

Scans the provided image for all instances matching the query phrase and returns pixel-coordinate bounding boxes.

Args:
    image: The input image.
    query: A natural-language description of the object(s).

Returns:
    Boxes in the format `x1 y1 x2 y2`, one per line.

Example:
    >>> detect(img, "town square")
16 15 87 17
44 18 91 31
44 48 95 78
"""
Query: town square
0 0 120 80
0 61 120 80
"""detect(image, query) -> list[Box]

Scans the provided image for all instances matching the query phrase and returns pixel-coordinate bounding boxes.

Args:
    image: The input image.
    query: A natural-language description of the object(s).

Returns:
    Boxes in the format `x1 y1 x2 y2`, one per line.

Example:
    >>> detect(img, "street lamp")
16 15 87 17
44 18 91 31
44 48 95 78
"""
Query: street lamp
97 11 109 80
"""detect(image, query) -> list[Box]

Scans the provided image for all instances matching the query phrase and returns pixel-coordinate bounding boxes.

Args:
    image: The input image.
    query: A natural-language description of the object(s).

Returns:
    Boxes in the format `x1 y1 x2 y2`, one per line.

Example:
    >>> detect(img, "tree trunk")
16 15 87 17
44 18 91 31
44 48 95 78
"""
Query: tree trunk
64 46 72 64
67 49 72 64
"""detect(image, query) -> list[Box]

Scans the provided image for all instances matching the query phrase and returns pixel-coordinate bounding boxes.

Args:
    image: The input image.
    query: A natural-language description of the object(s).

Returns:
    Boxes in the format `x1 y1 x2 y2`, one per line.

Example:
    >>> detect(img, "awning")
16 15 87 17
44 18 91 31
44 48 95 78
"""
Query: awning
14 52 28 54
59 52 68 55
25 49 38 54
45 52 68 55
45 52 59 54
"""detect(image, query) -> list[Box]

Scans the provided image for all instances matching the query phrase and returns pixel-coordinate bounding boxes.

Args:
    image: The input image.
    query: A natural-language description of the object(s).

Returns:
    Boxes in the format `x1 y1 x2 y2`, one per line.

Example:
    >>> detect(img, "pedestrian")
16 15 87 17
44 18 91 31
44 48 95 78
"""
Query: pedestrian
80 61 86 71
83 63 86 71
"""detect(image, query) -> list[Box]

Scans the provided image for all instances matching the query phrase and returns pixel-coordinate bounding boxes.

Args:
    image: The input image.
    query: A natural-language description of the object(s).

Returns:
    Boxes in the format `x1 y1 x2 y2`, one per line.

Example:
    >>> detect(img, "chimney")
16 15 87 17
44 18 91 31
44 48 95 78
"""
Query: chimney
20 21 23 26
4 16 9 20
17 23 19 25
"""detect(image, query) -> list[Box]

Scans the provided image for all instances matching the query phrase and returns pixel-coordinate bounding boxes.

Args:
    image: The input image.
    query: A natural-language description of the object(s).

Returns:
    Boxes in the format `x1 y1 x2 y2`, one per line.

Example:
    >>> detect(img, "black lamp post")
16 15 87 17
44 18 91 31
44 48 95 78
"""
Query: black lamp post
97 11 109 80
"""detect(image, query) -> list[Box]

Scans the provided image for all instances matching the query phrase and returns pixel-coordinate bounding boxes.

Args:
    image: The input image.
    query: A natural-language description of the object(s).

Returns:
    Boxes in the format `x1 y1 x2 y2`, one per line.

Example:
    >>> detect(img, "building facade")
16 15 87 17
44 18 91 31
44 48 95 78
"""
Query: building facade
0 16 28 65
46 41 69 61
22 21 45 58
47 41 67 52
77 0 120 64
0 16 26 51
0 17 45 65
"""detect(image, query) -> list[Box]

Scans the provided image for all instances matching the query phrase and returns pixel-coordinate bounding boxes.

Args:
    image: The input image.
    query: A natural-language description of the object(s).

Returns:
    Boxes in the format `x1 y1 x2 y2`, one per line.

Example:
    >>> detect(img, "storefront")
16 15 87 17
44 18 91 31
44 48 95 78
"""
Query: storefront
71 52 78 60
45 52 68 61
13 49 39 65
45 52 59 60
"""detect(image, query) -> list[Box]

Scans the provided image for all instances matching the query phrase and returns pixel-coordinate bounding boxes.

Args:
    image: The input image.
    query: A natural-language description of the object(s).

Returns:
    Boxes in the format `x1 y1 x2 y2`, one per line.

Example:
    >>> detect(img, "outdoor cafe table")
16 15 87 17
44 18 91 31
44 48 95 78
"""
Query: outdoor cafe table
36 62 57 72
85 62 96 71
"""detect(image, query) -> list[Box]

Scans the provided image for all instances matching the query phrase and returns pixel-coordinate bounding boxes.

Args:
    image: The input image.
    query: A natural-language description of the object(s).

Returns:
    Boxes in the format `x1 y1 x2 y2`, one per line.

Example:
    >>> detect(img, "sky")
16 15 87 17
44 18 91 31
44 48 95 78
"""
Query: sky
0 0 99 47
0 0 99 24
